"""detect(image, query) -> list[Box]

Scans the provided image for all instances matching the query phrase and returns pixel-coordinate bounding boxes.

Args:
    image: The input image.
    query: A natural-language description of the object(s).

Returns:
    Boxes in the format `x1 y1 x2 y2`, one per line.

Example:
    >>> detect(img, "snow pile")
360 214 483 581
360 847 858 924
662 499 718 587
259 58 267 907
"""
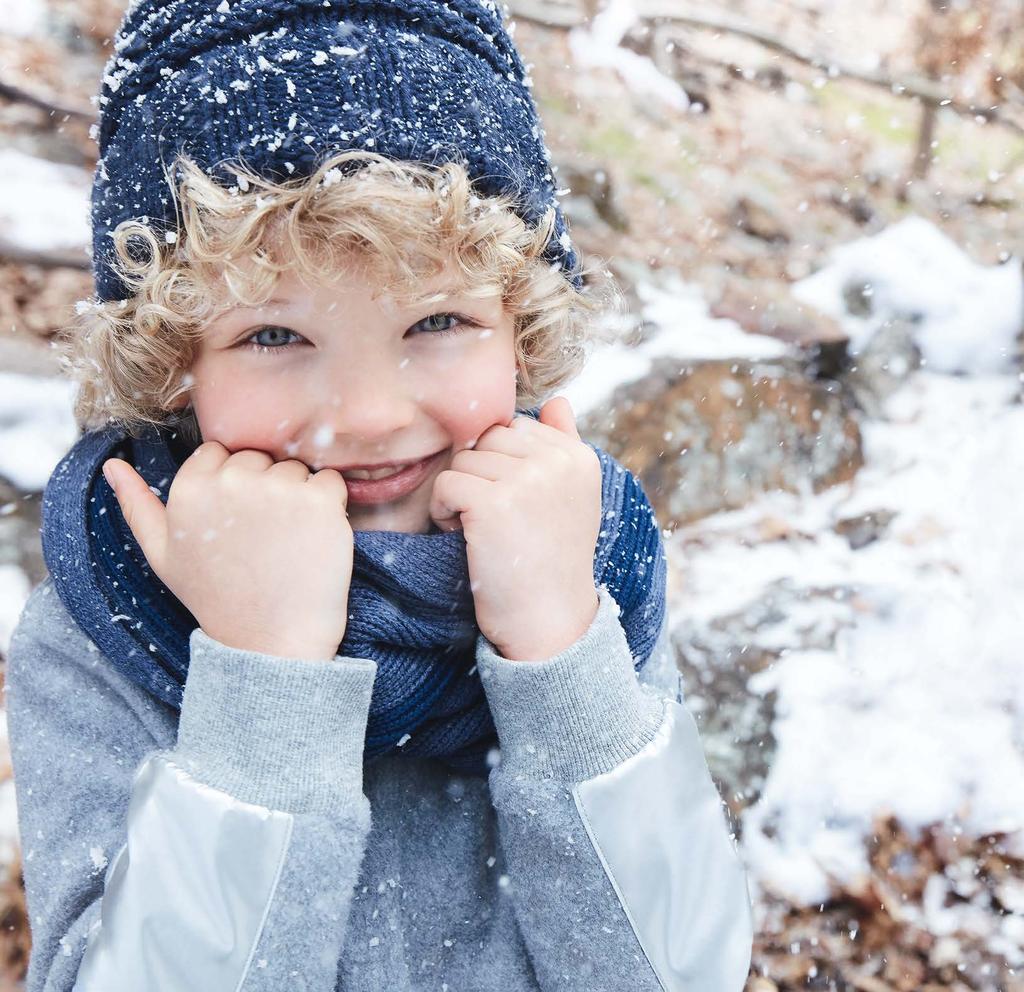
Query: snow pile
636 219 1024 929
7 0 48 39
0 567 31 660
696 371 1024 902
567 0 692 112
0 148 91 255
562 274 789 418
792 215 1022 375
0 372 78 492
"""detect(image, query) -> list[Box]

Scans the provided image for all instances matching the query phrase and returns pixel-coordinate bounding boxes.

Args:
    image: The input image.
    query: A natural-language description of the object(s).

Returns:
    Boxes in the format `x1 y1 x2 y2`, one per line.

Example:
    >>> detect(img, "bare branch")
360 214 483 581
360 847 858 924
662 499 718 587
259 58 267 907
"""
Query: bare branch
0 79 94 122
503 1 1024 138
504 1 580 29
0 237 90 271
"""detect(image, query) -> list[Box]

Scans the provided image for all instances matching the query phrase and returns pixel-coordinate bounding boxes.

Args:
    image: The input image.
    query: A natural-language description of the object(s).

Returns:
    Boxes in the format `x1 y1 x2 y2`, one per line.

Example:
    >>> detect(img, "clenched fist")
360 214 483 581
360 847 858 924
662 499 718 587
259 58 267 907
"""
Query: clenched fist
102 442 353 661
428 396 602 662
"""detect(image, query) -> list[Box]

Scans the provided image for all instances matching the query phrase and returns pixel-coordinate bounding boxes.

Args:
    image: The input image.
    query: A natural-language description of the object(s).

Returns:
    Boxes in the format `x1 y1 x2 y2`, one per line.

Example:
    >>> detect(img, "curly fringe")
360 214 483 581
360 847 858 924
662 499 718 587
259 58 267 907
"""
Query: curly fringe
60 148 624 432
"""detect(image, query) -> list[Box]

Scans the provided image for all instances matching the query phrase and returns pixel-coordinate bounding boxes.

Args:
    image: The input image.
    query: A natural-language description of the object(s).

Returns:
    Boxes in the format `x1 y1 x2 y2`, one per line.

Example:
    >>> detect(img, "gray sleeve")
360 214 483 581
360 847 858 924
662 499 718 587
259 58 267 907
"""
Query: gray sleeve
475 584 754 992
5 579 376 992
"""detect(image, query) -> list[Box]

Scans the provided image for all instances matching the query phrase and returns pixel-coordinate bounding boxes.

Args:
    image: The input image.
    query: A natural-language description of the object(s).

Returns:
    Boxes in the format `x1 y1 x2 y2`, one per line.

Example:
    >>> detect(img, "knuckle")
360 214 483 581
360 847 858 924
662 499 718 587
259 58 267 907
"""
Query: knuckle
193 441 224 460
167 471 199 504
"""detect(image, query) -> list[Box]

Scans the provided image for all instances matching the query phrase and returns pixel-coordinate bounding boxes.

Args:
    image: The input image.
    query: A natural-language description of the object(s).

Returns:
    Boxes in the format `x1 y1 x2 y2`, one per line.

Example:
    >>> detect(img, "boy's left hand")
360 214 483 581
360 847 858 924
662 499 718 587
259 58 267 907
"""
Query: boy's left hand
429 396 602 662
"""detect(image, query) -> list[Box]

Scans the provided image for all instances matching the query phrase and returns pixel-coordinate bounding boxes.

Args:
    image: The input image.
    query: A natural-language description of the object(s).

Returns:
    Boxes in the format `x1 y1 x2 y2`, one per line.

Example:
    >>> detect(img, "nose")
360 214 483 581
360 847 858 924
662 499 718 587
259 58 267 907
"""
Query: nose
311 352 418 448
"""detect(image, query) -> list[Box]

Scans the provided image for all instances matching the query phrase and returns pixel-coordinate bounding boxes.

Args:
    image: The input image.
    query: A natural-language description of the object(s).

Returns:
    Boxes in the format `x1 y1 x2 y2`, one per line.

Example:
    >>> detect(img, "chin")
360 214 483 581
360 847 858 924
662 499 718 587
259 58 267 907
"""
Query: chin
348 509 433 535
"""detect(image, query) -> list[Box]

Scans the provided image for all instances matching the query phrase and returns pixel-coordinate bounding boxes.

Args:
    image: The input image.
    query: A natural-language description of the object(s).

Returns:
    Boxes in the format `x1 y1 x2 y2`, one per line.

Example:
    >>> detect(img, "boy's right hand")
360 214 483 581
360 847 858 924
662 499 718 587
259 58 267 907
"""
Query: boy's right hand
102 441 353 662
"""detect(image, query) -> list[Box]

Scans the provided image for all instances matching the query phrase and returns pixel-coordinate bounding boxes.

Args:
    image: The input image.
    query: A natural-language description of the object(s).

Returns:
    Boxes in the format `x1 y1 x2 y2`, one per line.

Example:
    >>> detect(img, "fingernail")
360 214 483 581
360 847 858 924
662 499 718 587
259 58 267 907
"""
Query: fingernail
102 462 115 488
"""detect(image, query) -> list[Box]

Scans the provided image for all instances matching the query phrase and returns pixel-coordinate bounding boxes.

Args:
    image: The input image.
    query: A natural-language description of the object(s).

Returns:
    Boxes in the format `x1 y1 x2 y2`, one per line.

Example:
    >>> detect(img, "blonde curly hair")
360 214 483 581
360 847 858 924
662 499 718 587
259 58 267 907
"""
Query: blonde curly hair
60 148 621 435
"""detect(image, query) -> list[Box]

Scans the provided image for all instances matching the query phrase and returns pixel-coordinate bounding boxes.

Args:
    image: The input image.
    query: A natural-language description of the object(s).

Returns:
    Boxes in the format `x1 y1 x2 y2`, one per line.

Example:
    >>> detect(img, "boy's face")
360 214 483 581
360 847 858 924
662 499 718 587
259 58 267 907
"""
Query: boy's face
183 263 518 534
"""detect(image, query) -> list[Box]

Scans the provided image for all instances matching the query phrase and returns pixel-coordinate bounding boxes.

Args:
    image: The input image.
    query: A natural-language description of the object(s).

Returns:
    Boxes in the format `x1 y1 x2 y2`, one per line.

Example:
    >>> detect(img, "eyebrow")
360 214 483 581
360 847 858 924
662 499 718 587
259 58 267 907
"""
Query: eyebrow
230 297 292 312
227 291 483 314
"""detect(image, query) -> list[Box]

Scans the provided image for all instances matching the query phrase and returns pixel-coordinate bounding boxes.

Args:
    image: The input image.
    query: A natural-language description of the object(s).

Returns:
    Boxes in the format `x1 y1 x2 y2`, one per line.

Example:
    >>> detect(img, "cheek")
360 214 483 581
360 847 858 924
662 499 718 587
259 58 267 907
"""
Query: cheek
426 350 517 446
190 372 296 450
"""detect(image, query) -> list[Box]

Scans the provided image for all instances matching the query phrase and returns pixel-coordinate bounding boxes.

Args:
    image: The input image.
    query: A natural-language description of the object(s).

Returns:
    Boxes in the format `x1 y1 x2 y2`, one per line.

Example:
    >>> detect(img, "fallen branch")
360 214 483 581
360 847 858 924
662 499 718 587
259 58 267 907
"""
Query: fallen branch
645 6 1024 136
505 0 579 29
0 79 93 122
504 1 1024 138
0 237 90 271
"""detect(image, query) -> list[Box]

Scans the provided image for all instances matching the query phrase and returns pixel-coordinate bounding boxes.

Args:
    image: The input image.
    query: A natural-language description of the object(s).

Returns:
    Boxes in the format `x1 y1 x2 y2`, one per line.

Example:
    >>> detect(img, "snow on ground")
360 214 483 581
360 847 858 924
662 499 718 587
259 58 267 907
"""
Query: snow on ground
792 214 1022 375
6 0 48 40
562 275 790 418
567 0 693 113
0 566 31 661
672 372 1024 914
0 372 78 492
561 215 1024 958
0 148 92 255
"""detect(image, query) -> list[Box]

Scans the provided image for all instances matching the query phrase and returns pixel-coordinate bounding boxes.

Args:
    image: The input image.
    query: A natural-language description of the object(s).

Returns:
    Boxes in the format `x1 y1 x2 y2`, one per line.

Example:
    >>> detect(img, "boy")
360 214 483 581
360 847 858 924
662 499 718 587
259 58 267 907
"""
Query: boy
5 1 754 989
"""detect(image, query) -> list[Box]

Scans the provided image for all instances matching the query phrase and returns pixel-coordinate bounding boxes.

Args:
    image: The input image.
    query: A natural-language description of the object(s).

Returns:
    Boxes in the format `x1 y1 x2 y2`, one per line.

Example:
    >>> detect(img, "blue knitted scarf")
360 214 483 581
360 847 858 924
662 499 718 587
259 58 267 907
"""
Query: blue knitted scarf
40 410 666 777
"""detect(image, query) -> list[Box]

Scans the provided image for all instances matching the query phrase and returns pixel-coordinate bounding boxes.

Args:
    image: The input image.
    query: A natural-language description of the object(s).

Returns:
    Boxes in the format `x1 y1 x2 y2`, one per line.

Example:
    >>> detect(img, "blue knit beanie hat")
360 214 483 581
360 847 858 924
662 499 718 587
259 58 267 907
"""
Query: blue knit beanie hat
91 0 582 303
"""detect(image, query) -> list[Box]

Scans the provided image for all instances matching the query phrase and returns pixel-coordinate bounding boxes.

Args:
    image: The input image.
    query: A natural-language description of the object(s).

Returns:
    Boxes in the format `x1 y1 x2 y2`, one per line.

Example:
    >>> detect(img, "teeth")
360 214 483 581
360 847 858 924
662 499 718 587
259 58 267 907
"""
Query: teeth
343 464 409 480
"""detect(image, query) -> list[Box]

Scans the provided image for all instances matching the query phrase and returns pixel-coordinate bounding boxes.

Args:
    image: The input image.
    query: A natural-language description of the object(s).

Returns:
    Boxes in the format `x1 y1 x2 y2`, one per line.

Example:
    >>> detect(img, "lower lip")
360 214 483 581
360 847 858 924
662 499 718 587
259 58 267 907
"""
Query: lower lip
341 451 445 505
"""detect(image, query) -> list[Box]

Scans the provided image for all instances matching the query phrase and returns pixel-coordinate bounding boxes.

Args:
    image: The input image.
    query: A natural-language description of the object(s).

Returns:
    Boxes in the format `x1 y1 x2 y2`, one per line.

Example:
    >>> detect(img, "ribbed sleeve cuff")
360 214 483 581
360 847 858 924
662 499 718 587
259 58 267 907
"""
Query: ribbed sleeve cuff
174 629 377 816
476 584 666 782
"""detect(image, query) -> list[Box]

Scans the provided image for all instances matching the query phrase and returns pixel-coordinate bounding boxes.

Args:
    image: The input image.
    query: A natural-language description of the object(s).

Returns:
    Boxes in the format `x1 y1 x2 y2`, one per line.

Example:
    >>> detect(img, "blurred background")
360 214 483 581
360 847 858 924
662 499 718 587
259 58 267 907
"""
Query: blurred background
1 0 1023 989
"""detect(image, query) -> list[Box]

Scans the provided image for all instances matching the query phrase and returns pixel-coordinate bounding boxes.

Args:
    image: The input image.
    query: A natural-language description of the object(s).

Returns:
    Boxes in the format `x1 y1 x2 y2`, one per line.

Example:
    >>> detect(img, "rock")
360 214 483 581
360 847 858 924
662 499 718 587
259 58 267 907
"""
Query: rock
709 277 850 379
671 619 779 822
0 479 44 588
834 508 899 550
555 159 630 232
619 22 713 112
0 337 61 378
845 316 923 419
729 190 791 244
666 575 861 826
829 187 876 225
579 355 864 527
0 263 94 342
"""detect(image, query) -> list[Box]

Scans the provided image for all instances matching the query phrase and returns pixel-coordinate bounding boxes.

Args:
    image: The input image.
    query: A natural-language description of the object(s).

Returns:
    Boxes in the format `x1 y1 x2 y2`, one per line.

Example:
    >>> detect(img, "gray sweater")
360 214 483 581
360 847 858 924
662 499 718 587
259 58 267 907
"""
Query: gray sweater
5 576 753 991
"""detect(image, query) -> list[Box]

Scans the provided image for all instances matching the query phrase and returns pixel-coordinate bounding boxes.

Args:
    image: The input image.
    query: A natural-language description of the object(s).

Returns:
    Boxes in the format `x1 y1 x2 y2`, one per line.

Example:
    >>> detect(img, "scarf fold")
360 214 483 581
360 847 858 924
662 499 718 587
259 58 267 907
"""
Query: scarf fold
41 411 666 777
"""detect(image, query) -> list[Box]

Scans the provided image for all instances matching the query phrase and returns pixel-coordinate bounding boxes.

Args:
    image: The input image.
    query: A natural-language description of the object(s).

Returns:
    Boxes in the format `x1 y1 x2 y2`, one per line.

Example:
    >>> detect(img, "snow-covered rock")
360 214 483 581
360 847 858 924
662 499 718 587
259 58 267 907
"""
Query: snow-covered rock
792 215 1023 375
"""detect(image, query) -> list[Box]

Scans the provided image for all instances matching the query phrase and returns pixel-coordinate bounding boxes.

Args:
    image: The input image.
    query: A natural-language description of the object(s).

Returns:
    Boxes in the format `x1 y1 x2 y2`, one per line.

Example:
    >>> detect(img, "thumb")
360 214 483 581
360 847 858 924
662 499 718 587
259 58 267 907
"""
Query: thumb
102 458 168 572
538 395 580 440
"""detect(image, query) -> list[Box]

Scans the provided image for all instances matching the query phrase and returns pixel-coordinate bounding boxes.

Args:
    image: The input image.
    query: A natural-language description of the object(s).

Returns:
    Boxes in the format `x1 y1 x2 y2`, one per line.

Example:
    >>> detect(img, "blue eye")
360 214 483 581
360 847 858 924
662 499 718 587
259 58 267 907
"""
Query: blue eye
242 313 479 356
411 313 466 336
244 326 303 353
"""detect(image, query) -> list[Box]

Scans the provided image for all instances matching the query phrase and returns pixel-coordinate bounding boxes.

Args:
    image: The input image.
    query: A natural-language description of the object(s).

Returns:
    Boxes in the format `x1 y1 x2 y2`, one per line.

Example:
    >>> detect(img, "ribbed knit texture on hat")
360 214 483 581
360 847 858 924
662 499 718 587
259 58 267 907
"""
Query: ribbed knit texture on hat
91 0 581 301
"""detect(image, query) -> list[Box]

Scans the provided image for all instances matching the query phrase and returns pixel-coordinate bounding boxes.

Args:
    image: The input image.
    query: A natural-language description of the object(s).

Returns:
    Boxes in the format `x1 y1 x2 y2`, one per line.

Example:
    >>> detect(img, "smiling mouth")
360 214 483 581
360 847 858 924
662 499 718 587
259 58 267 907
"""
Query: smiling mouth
337 450 447 505
342 464 417 480
308 449 447 477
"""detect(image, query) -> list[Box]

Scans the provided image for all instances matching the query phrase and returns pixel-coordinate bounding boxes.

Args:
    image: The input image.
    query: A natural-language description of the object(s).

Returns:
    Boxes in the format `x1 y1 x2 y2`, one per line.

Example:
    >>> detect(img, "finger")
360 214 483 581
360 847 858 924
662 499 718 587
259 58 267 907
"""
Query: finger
102 458 168 572
307 467 349 505
180 440 231 478
428 470 491 532
222 449 275 472
536 396 581 441
448 448 517 482
267 458 312 482
469 422 532 457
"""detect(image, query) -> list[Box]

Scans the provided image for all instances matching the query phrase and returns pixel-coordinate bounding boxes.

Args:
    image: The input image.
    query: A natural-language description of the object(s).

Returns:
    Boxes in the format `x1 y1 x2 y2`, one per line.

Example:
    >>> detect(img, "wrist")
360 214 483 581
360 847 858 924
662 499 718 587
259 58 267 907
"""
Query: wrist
200 626 342 662
180 627 376 814
477 584 665 781
496 585 600 662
